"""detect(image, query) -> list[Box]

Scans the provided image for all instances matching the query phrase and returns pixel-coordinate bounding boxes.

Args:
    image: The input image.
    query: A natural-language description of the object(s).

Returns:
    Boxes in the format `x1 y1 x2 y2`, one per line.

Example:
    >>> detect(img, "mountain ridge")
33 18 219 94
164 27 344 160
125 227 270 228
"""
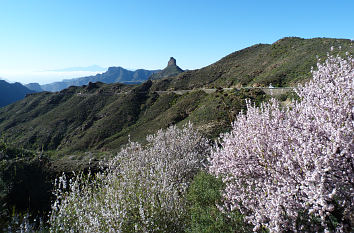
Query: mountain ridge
0 80 36 107
39 66 160 92
150 37 353 91
0 37 353 152
25 83 44 92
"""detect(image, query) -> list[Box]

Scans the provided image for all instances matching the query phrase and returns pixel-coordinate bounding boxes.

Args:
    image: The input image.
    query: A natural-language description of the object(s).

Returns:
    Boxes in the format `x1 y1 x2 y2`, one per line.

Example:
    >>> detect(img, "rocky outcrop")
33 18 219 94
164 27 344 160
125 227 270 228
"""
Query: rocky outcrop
168 57 177 66
149 57 184 80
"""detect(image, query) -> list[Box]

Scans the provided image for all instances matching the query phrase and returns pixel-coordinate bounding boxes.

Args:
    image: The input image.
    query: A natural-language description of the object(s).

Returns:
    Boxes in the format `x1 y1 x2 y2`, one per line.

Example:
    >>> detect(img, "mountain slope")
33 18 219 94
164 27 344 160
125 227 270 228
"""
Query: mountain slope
25 83 44 92
150 37 353 91
0 80 264 152
41 67 160 92
0 37 352 152
0 80 35 107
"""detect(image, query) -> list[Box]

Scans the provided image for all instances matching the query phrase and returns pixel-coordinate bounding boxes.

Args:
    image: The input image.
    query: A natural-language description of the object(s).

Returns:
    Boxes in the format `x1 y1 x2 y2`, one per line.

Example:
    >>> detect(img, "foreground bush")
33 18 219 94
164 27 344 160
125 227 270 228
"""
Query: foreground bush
49 123 210 232
4 213 47 232
209 54 353 232
186 171 252 233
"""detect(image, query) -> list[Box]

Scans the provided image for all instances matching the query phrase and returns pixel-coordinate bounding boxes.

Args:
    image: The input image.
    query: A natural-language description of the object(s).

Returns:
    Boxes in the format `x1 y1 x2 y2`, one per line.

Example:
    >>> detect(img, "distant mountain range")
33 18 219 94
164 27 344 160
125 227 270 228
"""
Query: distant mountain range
0 80 35 107
25 83 44 92
3 61 178 107
27 67 161 92
1 37 352 151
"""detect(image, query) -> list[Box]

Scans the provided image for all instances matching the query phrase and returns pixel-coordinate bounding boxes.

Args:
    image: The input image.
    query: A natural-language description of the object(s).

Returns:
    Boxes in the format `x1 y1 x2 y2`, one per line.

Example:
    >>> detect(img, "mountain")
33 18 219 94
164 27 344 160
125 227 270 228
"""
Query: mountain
0 80 264 152
25 83 44 92
0 80 35 107
149 57 184 80
0 37 352 152
41 67 160 92
150 37 353 91
1 37 353 228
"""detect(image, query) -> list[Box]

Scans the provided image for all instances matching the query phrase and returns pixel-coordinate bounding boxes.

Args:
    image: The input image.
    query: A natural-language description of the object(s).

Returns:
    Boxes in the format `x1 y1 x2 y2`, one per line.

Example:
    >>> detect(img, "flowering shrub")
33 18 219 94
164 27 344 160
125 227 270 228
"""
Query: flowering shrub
49 123 210 232
4 213 46 233
209 54 353 232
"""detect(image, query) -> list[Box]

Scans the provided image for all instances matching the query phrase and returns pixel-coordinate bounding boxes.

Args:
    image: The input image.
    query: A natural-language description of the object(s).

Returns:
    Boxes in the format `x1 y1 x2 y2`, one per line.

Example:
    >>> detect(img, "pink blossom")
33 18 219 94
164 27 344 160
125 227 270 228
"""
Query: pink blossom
209 54 353 232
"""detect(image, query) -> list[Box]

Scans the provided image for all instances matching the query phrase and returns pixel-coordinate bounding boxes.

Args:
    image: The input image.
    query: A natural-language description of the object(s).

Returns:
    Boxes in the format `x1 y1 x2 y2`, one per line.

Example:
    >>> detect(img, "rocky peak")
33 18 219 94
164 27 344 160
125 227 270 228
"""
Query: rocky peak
168 57 177 67
149 57 184 80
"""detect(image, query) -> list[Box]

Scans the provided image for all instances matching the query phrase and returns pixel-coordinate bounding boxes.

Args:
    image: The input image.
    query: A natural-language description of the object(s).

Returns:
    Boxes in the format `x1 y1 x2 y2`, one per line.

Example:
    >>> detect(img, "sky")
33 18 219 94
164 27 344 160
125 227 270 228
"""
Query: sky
0 0 353 84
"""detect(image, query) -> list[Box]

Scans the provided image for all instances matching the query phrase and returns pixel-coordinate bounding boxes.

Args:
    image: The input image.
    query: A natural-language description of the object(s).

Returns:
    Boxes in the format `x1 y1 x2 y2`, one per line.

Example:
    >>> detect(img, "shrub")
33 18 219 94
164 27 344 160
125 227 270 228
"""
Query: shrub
185 171 252 233
209 54 353 232
49 123 210 232
4 212 47 232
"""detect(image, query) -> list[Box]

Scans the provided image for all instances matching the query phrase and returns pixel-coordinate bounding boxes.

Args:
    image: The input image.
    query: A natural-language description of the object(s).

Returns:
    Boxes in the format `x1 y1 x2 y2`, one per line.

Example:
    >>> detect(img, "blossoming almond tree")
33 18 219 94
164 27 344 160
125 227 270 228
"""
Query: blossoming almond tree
209 54 353 232
50 123 210 232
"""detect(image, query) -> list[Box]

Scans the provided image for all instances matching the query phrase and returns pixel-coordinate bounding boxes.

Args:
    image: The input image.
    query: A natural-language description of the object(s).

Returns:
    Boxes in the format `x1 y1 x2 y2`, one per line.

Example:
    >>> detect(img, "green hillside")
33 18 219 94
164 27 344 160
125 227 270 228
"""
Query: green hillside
150 37 353 91
0 81 265 152
0 37 352 153
0 37 353 227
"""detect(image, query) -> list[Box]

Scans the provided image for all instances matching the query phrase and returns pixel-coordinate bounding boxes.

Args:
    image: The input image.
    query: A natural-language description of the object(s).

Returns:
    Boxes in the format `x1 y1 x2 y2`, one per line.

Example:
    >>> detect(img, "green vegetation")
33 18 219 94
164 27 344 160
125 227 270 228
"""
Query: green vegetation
0 139 43 229
0 139 102 230
0 37 353 231
1 37 352 154
151 37 353 90
185 171 252 233
0 81 267 153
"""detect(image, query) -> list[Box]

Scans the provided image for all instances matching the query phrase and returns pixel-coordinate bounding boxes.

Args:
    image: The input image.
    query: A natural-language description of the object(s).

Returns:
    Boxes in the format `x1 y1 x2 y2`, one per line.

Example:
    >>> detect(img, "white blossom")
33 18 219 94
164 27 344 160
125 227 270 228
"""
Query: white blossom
209 54 353 232
49 123 209 232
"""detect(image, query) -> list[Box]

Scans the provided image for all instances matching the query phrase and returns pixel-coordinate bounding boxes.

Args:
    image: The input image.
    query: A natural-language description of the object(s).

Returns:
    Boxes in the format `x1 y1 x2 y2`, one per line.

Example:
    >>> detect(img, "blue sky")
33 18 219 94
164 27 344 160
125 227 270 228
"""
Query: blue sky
0 0 353 84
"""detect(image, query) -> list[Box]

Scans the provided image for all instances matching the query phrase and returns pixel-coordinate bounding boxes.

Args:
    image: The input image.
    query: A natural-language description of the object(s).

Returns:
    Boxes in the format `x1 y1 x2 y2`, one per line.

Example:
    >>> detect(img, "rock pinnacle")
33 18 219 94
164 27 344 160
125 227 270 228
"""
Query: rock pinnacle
168 57 177 66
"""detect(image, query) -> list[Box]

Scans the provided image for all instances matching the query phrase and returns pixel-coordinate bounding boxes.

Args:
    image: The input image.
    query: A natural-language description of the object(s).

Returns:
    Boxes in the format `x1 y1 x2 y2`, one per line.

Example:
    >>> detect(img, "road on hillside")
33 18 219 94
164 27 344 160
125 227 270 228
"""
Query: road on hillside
155 87 295 96
73 87 295 97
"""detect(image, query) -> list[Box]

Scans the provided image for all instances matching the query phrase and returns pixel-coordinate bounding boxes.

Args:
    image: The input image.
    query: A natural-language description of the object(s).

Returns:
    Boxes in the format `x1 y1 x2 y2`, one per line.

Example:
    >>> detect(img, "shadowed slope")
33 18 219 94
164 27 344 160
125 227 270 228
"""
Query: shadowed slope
0 80 35 107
